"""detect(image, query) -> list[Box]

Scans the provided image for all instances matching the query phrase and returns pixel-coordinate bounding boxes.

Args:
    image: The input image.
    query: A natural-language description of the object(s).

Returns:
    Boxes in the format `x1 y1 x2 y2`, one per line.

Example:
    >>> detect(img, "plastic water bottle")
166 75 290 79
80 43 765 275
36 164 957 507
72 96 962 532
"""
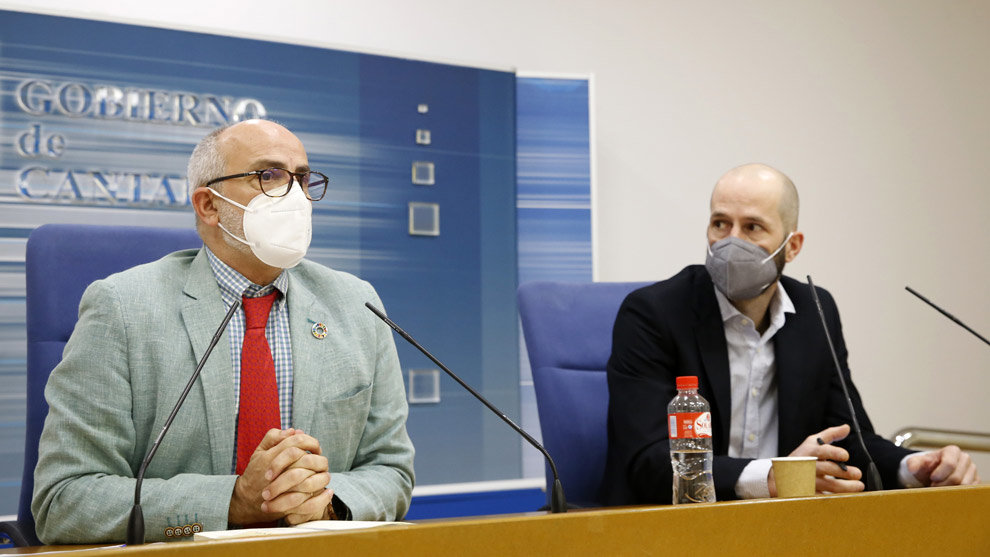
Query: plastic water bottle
668 375 715 504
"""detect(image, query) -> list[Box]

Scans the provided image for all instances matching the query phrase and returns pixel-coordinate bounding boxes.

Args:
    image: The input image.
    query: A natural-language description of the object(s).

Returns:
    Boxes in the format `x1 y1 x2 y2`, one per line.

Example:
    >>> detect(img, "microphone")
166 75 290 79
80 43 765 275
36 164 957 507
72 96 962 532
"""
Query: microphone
126 299 241 545
364 302 567 513
806 276 883 491
905 286 990 347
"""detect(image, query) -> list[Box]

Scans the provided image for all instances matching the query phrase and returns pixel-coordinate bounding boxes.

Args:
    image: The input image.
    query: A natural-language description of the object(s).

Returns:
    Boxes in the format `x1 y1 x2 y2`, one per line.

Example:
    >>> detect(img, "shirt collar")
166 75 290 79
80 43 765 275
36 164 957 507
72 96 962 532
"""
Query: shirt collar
714 280 796 331
204 245 289 305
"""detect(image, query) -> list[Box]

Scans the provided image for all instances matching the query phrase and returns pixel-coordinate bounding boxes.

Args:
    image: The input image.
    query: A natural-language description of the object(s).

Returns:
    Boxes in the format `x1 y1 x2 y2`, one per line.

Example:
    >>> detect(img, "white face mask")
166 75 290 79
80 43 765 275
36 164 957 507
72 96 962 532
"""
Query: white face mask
210 182 312 269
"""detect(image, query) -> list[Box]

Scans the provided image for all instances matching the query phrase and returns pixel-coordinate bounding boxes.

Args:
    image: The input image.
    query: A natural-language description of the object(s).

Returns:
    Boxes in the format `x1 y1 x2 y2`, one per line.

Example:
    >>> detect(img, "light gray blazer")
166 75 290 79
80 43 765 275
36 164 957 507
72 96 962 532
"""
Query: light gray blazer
32 249 415 543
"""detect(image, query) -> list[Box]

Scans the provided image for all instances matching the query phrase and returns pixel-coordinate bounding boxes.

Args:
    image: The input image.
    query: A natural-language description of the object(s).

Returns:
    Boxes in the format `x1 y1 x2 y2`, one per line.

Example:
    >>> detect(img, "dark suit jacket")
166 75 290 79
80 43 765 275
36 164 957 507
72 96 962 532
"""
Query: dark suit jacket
602 265 913 505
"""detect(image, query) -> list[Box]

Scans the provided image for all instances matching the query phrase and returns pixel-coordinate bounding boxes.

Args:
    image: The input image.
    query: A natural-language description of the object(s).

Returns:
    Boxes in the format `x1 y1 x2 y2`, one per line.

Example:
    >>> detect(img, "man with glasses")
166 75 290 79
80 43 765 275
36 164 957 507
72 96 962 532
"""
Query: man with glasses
33 120 415 543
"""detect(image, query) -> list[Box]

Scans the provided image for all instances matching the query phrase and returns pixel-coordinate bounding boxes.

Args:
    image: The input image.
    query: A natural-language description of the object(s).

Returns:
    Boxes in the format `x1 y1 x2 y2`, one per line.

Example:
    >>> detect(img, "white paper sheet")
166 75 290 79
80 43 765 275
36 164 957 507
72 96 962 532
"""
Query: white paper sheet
193 520 411 541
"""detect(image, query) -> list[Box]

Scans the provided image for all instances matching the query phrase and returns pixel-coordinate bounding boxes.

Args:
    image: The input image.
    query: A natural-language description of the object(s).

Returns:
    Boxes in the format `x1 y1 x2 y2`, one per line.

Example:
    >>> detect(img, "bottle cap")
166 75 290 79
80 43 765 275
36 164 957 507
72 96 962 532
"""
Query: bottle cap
675 376 698 390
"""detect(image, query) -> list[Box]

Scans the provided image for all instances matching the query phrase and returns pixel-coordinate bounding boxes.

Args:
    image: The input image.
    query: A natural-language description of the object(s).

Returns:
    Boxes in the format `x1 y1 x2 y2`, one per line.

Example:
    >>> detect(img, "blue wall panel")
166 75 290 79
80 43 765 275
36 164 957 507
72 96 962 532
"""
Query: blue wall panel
0 10 518 515
516 77 593 481
405 487 545 520
357 55 520 482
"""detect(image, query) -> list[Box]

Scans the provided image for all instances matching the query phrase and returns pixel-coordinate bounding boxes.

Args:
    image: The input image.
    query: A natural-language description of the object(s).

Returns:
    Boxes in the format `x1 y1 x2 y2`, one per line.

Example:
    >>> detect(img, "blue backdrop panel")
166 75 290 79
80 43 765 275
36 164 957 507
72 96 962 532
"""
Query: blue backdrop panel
0 10 518 515
517 77 592 284
357 55 520 482
516 77 593 479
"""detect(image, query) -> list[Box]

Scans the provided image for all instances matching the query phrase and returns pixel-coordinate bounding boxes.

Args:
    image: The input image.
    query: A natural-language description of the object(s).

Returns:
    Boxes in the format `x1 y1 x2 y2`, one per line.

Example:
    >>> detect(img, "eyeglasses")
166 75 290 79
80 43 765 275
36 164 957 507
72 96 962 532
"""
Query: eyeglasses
205 168 329 201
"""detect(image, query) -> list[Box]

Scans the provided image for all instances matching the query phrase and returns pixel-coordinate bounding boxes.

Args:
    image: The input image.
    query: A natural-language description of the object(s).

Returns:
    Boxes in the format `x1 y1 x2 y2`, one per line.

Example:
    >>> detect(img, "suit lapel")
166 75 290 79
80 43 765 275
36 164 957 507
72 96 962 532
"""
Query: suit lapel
180 250 236 475
286 272 325 432
775 281 809 453
692 273 732 449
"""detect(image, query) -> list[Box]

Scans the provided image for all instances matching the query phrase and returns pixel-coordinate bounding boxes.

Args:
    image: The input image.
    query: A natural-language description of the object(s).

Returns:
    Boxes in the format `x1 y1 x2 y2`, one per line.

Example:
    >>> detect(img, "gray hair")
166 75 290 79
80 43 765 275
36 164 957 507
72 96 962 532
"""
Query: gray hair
186 124 232 191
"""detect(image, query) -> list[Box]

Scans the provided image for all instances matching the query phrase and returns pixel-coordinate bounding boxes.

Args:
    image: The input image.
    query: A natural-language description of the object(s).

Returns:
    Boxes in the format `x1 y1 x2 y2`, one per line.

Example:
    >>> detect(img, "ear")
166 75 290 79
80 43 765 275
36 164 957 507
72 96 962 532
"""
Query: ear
191 186 220 226
784 231 804 262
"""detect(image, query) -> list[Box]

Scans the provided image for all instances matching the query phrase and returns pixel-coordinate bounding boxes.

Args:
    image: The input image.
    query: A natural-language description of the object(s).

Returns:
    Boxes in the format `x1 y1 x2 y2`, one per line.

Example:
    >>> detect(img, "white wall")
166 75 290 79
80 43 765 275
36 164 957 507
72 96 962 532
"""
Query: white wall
6 0 988 470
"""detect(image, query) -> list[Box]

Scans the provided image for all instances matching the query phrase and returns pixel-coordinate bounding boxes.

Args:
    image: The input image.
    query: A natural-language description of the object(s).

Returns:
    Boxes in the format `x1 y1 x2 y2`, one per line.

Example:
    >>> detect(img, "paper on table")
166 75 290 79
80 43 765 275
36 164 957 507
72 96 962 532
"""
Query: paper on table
3 545 126 554
292 520 411 531
194 520 410 541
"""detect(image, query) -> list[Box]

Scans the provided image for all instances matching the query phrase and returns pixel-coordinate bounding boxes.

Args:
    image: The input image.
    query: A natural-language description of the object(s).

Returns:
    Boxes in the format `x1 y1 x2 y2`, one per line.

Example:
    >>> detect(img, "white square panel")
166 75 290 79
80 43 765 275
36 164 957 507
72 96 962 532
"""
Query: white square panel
408 202 440 236
411 161 435 185
408 368 440 404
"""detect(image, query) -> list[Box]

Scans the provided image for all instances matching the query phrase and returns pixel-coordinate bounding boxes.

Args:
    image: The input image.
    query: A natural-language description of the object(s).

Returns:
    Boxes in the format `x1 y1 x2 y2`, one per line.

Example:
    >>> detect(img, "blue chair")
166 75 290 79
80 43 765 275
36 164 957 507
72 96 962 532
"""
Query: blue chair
517 280 650 508
0 224 201 547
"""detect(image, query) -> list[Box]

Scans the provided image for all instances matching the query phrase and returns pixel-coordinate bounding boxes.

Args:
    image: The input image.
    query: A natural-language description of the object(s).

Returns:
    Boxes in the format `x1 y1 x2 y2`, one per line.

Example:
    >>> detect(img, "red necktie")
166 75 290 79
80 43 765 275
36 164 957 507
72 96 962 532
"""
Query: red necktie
236 292 281 475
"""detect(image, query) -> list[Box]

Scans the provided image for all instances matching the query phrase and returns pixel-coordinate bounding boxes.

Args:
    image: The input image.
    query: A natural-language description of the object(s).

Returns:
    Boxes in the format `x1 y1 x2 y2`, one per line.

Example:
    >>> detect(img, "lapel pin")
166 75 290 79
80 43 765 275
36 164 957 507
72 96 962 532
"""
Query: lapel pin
312 322 328 339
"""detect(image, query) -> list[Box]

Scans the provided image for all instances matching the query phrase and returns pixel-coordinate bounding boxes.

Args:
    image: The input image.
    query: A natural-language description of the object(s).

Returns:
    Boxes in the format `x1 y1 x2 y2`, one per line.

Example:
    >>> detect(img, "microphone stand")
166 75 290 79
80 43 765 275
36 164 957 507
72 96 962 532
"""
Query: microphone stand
365 302 567 513
905 286 990 347
806 276 882 491
126 300 241 545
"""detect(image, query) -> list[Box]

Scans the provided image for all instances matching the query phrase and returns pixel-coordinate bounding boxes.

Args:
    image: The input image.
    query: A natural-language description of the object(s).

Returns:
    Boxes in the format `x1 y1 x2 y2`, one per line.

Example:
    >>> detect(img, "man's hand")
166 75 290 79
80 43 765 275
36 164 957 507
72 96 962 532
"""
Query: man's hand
768 424 864 496
227 429 333 524
907 445 980 487
260 429 334 525
281 487 335 525
229 428 297 525
228 428 330 525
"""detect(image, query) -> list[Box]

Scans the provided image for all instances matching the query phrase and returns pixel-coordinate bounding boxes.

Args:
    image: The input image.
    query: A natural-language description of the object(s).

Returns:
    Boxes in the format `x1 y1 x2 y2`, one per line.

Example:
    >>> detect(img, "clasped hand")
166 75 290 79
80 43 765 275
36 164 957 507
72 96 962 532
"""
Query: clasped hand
229 428 333 526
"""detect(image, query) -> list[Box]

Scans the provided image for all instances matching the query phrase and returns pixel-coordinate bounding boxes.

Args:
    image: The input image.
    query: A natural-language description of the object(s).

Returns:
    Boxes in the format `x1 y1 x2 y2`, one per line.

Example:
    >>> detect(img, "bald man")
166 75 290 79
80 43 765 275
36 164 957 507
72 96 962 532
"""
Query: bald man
602 163 978 505
33 120 415 543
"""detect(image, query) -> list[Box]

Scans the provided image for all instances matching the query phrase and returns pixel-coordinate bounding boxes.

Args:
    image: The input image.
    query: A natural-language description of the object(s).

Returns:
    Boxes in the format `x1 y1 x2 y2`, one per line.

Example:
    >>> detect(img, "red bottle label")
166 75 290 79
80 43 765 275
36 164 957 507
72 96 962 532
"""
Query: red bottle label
668 411 712 439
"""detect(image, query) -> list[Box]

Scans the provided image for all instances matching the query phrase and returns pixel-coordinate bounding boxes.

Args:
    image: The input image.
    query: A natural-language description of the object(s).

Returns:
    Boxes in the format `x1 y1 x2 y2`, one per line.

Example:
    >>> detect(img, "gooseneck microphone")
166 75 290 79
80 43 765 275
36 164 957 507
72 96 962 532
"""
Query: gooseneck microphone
806 276 883 491
364 302 567 513
126 300 241 545
905 286 990 347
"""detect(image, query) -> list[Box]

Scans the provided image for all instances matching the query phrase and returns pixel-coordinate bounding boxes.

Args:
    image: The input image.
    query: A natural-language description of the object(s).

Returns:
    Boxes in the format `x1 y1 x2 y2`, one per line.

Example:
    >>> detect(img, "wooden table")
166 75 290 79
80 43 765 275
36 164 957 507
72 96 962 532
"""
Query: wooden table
6 485 988 555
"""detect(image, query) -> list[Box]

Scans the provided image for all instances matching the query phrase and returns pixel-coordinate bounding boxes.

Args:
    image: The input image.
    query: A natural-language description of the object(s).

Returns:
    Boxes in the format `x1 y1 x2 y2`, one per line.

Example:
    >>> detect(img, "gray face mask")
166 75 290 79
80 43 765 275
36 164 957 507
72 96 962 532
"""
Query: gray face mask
705 233 792 301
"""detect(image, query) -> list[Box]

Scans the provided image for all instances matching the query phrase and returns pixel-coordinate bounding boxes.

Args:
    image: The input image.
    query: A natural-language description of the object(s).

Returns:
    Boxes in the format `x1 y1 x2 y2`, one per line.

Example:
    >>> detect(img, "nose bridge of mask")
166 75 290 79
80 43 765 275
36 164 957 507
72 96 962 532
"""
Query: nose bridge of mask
270 182 309 212
210 179 305 210
710 236 764 258
243 183 309 230
263 174 308 199
267 181 292 197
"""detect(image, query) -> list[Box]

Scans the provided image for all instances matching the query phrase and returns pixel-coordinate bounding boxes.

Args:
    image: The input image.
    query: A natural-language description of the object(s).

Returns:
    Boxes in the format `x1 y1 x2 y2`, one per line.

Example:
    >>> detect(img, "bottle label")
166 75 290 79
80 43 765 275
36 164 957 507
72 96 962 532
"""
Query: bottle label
668 411 712 439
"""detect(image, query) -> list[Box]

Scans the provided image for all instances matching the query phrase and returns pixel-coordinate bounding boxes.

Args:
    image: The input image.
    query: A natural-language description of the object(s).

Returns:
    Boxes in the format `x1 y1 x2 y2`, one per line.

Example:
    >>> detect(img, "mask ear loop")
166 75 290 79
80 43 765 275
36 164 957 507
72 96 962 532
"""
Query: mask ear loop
760 231 794 264
216 221 256 249
208 187 253 213
208 188 258 248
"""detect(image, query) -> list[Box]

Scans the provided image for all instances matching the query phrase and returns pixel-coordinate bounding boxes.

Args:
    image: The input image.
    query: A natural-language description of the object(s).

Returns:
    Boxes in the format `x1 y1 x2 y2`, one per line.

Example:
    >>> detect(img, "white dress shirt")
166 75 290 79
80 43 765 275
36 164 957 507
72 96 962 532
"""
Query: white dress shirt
715 283 921 498
714 283 792 498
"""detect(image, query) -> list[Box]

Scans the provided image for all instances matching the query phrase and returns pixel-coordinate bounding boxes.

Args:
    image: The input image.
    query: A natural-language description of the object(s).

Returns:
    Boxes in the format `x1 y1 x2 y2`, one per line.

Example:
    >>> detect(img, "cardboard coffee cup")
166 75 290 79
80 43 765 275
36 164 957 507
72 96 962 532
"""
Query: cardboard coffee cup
771 456 817 498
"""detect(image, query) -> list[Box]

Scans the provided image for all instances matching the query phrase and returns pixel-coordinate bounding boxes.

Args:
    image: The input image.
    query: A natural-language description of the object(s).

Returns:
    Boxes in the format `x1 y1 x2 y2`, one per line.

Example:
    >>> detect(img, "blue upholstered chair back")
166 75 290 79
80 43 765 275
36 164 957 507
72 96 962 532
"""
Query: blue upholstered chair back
4 224 200 547
517 280 649 508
